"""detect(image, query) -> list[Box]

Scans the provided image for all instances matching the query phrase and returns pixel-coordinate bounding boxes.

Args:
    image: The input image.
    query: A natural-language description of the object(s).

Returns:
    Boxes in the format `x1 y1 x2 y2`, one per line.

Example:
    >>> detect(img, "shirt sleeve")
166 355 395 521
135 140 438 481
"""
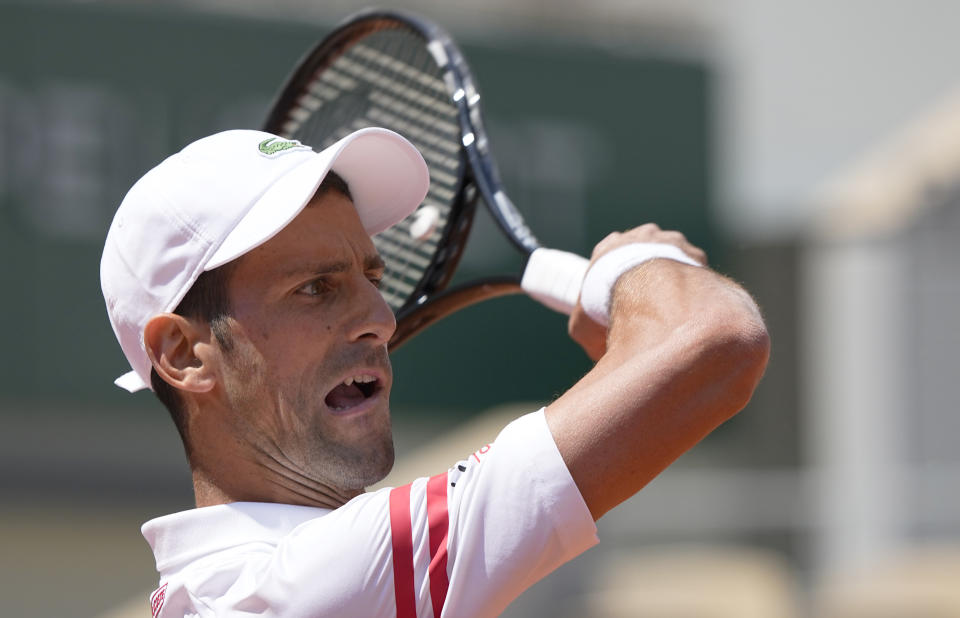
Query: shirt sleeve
388 408 599 618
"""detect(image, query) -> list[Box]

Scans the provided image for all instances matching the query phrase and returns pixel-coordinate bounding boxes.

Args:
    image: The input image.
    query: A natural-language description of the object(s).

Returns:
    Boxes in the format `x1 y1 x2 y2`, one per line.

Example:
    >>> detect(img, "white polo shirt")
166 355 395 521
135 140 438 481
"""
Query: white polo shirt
142 409 598 617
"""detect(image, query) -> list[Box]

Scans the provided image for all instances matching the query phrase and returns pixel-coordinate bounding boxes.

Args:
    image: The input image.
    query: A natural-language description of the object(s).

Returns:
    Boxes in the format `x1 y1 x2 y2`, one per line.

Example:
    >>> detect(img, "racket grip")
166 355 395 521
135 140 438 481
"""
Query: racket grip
520 248 590 315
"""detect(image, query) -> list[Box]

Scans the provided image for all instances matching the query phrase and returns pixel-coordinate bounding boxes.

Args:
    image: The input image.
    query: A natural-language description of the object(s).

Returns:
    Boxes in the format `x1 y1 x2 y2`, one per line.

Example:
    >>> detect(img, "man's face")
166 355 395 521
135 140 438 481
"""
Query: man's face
211 189 396 494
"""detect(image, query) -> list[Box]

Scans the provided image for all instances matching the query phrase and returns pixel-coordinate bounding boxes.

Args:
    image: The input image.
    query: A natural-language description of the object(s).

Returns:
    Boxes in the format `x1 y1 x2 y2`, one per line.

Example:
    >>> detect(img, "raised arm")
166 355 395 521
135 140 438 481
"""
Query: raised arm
545 224 770 520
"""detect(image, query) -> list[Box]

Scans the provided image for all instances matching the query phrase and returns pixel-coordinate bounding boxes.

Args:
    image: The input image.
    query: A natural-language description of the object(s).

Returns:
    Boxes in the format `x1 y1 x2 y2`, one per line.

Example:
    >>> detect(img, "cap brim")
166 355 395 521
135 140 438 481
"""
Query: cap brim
206 127 429 270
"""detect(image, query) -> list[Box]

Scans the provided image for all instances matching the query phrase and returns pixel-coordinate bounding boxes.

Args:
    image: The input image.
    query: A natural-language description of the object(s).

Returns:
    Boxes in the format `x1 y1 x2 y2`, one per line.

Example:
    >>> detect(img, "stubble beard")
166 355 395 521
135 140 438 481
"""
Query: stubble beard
221 340 397 496
289 346 397 493
304 413 396 492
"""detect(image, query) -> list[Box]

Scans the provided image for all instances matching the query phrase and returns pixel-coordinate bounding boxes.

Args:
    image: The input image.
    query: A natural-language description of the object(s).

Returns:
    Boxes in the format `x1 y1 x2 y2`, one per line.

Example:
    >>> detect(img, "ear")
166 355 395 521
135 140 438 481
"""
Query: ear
143 313 217 394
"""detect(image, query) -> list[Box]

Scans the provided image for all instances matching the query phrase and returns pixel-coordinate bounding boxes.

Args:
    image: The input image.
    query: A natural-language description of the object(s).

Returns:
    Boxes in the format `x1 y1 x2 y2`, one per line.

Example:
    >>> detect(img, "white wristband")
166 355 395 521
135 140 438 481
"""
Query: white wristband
580 242 702 326
520 248 591 315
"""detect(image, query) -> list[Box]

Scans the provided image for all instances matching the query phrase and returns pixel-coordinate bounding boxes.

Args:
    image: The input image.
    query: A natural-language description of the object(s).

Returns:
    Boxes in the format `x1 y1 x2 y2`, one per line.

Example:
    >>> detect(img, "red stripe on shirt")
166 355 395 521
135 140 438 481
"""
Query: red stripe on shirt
390 484 417 618
427 472 450 617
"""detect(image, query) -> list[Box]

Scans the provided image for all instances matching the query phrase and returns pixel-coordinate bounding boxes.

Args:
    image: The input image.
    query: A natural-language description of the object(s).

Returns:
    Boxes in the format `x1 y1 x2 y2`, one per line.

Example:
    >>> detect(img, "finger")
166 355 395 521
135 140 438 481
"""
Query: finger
591 231 624 260
685 245 708 265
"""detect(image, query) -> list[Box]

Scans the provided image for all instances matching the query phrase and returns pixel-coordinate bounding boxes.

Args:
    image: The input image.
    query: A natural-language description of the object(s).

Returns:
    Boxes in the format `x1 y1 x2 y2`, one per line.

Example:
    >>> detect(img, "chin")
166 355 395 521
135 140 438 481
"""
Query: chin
361 440 396 487
321 433 395 492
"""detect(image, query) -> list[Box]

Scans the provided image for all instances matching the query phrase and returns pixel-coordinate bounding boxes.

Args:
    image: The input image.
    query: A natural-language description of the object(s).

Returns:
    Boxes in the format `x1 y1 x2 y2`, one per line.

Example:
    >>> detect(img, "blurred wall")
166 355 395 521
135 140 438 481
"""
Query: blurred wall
155 0 960 241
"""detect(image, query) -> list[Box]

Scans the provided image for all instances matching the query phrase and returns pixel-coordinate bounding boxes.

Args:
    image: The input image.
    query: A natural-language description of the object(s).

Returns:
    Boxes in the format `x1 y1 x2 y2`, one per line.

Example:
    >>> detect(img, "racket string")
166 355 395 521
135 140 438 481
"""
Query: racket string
360 28 428 308
392 28 459 305
358 28 458 310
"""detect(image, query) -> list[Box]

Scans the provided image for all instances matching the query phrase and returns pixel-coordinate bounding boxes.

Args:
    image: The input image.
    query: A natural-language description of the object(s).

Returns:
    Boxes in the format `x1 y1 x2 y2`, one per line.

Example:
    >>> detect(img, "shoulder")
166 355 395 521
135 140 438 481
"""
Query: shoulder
147 500 398 617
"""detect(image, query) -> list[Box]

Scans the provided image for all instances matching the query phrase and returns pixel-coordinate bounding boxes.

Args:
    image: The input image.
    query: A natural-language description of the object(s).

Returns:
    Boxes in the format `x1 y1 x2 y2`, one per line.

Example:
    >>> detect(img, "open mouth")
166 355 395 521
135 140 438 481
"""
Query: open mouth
324 374 381 412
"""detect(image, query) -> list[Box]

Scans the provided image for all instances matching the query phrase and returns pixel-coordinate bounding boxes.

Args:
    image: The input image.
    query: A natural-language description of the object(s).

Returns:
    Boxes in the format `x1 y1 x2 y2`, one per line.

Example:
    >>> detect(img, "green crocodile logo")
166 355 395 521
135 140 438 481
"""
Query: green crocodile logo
258 137 307 156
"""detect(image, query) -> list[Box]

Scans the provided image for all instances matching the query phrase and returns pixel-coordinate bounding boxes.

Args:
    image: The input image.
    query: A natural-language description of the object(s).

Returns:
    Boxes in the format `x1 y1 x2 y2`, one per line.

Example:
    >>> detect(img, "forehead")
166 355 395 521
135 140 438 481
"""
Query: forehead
231 191 381 280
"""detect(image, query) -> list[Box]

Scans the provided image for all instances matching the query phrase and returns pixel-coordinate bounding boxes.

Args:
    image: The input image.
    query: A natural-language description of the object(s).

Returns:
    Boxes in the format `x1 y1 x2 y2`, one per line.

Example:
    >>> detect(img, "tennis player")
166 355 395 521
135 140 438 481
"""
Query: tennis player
101 127 769 617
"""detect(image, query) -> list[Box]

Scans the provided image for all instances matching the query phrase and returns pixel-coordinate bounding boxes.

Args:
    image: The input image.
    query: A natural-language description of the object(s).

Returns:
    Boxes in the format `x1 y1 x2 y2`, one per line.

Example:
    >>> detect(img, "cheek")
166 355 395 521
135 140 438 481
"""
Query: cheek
266 311 341 367
223 307 343 409
230 311 315 370
264 333 338 408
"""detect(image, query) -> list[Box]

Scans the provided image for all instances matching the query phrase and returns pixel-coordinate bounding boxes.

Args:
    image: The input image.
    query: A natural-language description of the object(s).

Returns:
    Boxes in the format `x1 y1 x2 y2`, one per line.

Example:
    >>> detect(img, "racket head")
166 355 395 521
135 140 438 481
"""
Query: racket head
263 10 480 316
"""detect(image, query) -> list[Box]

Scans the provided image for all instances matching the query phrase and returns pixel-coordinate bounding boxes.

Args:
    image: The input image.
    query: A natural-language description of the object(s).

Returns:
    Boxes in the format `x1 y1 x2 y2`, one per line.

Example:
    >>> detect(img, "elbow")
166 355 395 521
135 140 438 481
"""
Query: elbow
726 319 771 412
695 300 771 420
715 304 770 416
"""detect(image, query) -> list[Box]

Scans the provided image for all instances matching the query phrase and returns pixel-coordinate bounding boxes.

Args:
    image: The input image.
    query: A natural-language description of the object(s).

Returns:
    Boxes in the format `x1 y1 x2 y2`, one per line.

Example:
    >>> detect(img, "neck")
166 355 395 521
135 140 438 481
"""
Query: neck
183 394 366 510
190 461 362 509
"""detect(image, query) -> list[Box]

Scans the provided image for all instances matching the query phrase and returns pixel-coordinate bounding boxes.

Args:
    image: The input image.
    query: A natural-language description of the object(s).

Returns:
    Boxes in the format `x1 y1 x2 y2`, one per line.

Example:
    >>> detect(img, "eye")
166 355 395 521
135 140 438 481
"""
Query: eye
368 274 383 289
297 278 332 296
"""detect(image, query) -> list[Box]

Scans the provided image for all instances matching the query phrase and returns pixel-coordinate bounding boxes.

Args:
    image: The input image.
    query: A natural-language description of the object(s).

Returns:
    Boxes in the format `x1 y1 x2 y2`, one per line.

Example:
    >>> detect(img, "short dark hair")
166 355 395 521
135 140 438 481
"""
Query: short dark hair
150 171 353 458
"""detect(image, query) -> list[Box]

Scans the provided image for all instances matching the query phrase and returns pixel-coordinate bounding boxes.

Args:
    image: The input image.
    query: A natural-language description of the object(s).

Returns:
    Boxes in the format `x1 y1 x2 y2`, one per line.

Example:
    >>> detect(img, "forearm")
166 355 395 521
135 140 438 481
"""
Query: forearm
548 258 770 520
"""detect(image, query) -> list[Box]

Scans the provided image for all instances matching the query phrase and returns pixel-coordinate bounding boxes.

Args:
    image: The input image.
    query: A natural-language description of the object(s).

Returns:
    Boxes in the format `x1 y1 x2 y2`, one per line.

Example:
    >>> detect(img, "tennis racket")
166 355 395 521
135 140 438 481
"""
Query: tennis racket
263 8 591 350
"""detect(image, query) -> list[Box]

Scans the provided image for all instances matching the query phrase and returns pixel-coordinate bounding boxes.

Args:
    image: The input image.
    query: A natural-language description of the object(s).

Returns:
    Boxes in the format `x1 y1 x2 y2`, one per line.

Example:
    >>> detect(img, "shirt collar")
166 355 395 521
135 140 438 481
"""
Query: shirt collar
142 502 331 574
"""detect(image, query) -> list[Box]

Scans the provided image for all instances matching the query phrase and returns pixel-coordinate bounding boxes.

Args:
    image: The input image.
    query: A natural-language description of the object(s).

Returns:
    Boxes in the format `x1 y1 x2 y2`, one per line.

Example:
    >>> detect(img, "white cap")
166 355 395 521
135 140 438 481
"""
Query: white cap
101 127 429 393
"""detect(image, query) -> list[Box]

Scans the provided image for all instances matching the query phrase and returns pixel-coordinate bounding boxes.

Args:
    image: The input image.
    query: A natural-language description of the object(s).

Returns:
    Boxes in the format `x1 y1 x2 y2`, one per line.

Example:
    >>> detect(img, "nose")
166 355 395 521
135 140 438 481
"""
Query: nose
347 276 397 345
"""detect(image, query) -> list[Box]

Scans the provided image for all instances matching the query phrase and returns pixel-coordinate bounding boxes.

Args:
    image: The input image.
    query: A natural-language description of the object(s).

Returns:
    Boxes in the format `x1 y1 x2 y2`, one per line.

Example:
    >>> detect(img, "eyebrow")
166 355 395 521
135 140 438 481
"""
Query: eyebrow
281 254 386 279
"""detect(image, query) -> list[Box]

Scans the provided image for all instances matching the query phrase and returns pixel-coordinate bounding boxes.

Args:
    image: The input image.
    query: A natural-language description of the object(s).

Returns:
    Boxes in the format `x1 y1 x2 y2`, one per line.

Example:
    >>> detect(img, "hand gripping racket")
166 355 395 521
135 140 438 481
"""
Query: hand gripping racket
264 8 591 349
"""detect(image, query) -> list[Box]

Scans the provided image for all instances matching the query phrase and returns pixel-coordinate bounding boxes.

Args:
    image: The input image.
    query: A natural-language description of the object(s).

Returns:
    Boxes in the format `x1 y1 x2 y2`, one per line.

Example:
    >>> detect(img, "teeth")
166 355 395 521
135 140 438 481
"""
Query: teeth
342 374 376 387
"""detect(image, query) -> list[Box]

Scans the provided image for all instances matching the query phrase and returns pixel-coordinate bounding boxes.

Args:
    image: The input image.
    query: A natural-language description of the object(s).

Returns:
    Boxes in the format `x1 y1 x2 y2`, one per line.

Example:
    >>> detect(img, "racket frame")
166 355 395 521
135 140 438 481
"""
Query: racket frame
264 9 547 349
